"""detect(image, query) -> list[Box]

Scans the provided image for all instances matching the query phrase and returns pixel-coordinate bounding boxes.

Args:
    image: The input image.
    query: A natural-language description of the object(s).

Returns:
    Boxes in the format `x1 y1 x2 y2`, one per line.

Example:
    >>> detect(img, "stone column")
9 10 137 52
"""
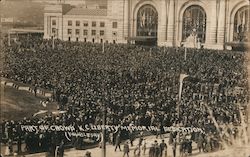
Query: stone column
57 16 61 40
44 14 49 39
205 2 217 49
123 0 129 42
157 0 167 46
166 0 174 47
217 0 226 49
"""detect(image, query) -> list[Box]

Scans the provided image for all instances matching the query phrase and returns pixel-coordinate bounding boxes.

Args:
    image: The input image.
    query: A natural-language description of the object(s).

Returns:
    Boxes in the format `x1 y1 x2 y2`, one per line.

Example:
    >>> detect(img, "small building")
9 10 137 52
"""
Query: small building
44 0 250 50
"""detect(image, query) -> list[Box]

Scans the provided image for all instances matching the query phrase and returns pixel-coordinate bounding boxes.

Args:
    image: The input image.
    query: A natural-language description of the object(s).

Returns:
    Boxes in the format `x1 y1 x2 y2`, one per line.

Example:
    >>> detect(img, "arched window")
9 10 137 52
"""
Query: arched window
182 5 206 43
137 5 158 37
233 6 249 42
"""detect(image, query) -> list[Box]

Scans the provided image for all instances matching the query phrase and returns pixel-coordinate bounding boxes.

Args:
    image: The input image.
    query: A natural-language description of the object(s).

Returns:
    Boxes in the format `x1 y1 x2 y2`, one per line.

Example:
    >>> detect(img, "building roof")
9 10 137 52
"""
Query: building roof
9 28 44 34
65 7 107 16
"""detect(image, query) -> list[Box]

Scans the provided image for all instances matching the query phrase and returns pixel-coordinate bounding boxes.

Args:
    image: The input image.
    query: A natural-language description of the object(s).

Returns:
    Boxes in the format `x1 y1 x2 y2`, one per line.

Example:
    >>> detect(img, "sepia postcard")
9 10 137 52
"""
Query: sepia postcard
0 0 250 157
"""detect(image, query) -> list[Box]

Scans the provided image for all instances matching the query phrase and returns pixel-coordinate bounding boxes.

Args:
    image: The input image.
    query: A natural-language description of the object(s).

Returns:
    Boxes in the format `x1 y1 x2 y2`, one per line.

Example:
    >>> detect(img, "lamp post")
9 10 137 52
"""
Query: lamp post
100 70 108 157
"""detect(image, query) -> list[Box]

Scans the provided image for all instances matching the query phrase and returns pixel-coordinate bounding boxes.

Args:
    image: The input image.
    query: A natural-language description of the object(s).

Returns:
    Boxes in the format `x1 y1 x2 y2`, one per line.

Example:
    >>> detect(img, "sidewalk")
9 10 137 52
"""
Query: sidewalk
4 132 249 157
64 136 175 157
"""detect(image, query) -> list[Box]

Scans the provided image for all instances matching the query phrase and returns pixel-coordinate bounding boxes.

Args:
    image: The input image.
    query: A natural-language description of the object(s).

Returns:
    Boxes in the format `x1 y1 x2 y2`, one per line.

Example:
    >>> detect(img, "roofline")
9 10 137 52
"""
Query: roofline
9 28 44 33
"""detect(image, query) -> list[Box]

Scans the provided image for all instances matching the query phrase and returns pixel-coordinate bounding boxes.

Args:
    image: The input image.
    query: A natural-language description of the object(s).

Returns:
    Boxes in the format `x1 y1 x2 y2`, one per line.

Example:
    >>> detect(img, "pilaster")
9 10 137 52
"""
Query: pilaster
217 0 226 47
157 0 167 44
165 0 174 47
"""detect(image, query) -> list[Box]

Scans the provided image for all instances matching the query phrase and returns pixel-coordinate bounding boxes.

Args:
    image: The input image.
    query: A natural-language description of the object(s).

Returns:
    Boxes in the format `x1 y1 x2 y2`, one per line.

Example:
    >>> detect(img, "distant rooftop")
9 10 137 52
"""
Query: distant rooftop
30 0 107 7
65 7 107 16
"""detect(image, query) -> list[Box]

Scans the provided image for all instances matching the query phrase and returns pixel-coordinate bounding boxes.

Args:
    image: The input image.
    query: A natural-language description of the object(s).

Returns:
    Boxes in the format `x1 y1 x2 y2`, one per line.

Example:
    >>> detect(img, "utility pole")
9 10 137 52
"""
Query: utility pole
102 100 106 157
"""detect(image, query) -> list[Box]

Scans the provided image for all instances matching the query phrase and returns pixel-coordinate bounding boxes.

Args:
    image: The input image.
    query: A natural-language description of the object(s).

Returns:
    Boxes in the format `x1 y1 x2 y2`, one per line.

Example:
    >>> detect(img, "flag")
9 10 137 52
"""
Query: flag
140 11 146 27
237 13 242 33
40 100 49 107
33 110 48 117
203 104 221 134
179 74 189 83
242 11 245 31
178 74 189 103
52 111 67 115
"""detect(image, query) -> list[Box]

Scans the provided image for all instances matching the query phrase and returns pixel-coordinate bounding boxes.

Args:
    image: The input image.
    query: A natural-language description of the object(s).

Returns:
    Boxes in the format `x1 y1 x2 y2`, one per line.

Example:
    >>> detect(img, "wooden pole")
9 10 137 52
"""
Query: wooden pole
102 102 106 157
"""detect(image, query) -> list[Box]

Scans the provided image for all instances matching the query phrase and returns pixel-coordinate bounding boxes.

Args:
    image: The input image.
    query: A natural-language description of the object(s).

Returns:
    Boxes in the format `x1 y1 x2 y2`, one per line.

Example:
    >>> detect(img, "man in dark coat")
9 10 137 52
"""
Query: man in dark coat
172 139 177 157
149 144 155 157
123 141 130 157
154 140 160 157
58 140 65 157
115 133 121 151
159 139 167 157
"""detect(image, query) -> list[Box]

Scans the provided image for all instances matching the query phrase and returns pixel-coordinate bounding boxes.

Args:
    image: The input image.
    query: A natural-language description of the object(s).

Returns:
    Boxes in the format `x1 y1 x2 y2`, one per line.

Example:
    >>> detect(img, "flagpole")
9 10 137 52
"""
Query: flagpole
102 103 106 157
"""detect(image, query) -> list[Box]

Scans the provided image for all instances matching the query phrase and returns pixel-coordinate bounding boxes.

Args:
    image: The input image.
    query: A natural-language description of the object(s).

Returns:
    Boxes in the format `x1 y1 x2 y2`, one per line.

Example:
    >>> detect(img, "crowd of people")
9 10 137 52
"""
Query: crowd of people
1 35 249 156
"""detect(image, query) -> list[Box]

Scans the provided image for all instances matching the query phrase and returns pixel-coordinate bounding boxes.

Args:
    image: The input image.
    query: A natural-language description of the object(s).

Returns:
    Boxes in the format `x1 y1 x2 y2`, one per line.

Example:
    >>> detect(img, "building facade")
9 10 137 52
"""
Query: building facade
44 0 250 50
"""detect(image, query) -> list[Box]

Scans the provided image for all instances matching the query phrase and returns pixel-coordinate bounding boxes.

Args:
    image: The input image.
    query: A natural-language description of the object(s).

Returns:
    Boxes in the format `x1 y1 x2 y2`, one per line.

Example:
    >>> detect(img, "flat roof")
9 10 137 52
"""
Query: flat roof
9 28 44 34
65 7 107 16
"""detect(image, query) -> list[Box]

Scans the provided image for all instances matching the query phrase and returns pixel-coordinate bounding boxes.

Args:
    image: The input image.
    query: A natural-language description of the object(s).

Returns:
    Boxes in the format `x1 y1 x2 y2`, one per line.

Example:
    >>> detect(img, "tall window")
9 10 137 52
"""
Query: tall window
52 20 56 26
68 20 72 26
182 5 206 43
52 28 56 34
92 30 96 36
100 22 105 27
92 21 96 27
76 21 80 27
83 30 88 36
68 29 72 35
100 30 105 36
75 29 80 35
233 6 249 42
112 22 118 28
136 5 158 36
83 21 88 27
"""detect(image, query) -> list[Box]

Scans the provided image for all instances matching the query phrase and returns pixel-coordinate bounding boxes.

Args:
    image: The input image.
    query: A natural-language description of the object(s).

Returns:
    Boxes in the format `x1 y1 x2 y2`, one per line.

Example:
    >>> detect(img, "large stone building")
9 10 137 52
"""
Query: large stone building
44 0 249 50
